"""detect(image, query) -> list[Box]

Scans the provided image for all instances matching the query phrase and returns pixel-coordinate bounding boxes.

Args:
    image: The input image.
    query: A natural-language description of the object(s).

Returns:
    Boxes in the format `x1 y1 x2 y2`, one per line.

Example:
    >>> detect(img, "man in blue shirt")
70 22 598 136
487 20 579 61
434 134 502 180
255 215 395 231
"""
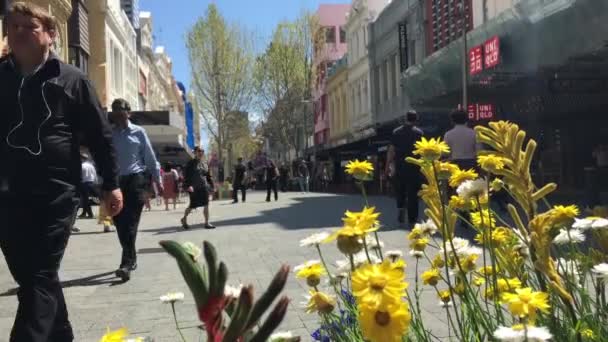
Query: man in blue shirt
110 98 162 282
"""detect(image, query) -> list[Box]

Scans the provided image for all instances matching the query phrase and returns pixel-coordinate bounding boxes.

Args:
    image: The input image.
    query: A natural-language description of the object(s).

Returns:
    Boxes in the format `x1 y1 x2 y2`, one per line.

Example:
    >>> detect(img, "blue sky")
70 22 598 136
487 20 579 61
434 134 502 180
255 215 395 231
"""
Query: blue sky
140 0 350 91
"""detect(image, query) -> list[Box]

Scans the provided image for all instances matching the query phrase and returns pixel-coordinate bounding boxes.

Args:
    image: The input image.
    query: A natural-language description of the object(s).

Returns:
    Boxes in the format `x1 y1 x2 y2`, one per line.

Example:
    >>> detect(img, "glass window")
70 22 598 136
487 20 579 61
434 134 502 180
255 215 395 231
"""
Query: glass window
339 27 346 43
325 26 336 43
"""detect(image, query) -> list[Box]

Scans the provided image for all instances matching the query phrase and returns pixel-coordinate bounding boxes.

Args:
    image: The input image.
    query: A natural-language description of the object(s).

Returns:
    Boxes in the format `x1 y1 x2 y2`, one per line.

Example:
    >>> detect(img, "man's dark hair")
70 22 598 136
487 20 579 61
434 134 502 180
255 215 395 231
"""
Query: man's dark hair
405 110 418 123
8 2 58 33
450 109 468 124
111 98 131 112
163 163 172 172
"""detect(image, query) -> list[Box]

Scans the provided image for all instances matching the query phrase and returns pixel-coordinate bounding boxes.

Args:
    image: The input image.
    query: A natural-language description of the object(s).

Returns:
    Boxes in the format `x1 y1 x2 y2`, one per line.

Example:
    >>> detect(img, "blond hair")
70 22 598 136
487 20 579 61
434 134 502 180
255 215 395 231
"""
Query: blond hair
8 2 58 33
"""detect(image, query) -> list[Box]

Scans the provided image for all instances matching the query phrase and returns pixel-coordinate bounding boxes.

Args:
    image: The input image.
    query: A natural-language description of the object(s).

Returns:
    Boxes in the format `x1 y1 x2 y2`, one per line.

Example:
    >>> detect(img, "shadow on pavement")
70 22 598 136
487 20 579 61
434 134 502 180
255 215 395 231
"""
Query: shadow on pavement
0 271 123 296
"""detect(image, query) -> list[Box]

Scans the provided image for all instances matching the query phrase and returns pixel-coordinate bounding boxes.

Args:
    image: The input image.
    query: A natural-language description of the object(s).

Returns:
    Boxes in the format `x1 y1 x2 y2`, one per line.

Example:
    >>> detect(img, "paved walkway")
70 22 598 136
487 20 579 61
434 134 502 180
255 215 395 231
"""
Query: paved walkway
0 191 449 341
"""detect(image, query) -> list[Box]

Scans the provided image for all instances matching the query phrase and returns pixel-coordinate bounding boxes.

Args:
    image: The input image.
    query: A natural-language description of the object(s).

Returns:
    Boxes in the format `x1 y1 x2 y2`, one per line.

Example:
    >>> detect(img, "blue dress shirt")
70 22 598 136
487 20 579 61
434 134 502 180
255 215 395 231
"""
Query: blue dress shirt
112 121 161 184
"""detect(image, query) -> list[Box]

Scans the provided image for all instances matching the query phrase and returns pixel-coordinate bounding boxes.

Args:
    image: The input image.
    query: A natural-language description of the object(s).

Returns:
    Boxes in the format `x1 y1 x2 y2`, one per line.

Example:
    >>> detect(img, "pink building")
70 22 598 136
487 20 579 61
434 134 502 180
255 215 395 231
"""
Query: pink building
313 3 350 146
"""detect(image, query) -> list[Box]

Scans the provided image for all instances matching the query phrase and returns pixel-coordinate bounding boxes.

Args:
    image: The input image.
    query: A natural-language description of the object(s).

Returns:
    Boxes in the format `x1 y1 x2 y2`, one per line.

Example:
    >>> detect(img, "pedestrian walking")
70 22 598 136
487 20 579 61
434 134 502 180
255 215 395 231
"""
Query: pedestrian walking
181 147 216 230
279 162 289 192
266 160 279 202
320 164 330 192
79 153 98 219
0 3 123 341
444 109 478 170
109 98 162 282
232 157 247 203
386 110 423 226
162 163 179 210
298 159 310 192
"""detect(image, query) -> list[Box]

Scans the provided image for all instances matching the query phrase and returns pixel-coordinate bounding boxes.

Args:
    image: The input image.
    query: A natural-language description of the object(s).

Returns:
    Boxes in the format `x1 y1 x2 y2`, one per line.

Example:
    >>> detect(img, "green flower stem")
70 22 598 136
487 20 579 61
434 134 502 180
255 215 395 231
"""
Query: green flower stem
349 253 355 272
362 238 372 263
171 302 188 342
357 181 384 260
315 245 344 310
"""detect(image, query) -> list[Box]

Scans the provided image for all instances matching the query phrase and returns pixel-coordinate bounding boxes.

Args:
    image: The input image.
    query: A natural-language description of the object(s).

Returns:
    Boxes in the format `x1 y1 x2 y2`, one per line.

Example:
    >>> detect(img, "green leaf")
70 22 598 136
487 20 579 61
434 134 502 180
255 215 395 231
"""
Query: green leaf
159 241 208 308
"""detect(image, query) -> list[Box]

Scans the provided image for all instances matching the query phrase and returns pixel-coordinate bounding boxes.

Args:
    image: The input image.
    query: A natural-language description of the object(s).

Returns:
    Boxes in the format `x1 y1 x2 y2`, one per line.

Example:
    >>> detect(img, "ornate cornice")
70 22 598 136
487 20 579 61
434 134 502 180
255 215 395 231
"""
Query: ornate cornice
50 0 72 20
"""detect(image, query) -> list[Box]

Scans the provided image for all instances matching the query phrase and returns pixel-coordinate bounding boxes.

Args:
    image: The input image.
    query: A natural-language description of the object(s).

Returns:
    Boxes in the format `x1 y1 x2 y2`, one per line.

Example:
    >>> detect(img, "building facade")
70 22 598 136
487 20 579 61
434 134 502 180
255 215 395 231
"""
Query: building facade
120 0 138 28
67 0 89 73
426 0 473 55
312 3 350 147
88 0 138 109
327 55 350 145
369 0 426 125
345 0 389 133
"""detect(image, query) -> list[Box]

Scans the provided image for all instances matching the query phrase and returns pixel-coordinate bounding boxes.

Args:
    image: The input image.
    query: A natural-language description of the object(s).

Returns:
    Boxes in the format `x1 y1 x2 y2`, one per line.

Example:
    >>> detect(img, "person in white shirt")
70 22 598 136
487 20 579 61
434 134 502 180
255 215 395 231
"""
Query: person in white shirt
79 154 98 219
444 109 478 170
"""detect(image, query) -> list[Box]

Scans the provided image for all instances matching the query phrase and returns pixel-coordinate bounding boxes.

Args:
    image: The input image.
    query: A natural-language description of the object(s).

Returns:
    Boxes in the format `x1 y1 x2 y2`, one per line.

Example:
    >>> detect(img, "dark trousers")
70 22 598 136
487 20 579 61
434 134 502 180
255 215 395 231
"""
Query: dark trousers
233 183 246 202
113 173 146 268
79 181 96 217
394 175 421 223
266 179 278 201
0 189 79 342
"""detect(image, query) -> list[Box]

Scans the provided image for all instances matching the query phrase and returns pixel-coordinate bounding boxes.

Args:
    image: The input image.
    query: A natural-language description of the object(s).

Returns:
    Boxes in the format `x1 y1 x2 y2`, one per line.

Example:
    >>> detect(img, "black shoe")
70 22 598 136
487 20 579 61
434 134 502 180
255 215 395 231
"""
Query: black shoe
181 217 190 230
115 267 131 282
71 227 81 233
232 201 238 204
266 199 271 202
129 263 138 271
204 223 216 229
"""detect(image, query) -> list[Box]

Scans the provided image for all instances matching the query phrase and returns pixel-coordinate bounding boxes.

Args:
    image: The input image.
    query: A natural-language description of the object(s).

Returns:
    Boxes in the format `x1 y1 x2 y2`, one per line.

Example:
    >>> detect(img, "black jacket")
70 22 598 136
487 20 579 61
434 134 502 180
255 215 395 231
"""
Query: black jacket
0 54 118 194
183 158 214 191
391 124 424 176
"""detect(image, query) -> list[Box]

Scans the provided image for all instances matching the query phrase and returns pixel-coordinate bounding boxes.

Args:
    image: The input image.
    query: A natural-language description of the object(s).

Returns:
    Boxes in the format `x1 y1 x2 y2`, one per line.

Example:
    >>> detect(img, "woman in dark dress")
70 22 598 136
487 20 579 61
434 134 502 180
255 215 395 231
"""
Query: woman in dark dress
181 147 216 229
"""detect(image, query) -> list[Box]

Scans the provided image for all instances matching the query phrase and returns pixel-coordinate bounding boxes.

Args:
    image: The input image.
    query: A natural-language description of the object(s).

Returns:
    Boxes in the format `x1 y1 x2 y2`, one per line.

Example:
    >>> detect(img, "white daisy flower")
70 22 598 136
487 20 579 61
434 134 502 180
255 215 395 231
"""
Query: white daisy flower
409 250 424 258
592 263 608 280
160 292 184 304
224 284 243 298
417 219 438 235
525 326 552 341
353 251 380 266
555 258 581 284
300 232 330 247
385 250 403 261
592 218 608 230
269 331 295 341
438 300 453 308
456 178 488 200
572 218 595 230
440 237 482 257
553 229 585 245
493 326 523 341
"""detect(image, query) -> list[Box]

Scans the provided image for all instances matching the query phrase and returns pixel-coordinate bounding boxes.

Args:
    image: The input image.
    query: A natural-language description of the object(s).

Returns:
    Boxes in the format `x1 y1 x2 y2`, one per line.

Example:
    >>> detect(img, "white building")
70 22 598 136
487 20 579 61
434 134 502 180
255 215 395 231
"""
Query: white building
345 0 390 131
105 0 139 109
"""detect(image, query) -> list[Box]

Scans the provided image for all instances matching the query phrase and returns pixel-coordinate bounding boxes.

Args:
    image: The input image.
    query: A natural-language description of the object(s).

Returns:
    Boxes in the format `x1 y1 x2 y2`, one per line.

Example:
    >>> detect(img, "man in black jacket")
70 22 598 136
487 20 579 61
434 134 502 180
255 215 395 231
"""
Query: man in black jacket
385 110 423 226
232 157 247 203
0 3 123 342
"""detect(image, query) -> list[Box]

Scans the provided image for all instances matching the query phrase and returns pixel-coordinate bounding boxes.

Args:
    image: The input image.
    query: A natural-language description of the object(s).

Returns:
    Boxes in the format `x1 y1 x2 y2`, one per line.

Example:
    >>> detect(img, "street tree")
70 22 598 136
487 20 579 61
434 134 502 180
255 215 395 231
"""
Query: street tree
254 11 321 159
187 4 255 164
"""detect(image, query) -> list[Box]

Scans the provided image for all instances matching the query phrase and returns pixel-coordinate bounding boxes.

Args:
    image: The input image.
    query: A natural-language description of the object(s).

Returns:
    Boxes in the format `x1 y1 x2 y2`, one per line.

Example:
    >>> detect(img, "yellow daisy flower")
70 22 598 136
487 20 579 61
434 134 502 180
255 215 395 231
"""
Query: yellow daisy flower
477 154 508 172
413 137 450 161
100 328 128 342
473 277 486 287
551 205 580 226
295 260 326 287
471 209 496 228
341 207 381 234
407 227 424 241
421 268 441 286
497 278 522 292
449 169 479 188
475 227 510 246
449 195 474 210
501 288 550 320
490 178 504 191
438 290 452 303
432 254 445 268
303 290 336 314
359 301 411 342
345 159 374 181
352 260 408 308
436 161 459 180
410 238 429 252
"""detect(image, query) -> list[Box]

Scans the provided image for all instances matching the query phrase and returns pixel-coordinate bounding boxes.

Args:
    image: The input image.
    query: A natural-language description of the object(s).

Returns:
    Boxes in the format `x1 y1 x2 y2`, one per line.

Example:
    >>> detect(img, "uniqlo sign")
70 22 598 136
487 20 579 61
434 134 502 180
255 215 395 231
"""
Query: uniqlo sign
467 103 495 121
484 36 500 69
469 46 483 76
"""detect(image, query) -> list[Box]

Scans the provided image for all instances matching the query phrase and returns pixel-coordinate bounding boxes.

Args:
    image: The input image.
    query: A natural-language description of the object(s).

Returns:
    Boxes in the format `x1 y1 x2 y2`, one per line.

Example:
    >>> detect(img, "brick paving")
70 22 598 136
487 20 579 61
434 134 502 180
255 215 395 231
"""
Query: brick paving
0 191 449 341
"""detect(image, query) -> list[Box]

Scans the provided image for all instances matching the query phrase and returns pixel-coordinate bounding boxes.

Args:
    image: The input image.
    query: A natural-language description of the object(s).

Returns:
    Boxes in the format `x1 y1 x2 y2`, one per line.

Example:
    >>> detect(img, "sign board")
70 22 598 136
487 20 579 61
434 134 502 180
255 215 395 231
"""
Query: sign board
469 45 483 76
398 22 409 72
484 36 500 69
467 103 496 121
